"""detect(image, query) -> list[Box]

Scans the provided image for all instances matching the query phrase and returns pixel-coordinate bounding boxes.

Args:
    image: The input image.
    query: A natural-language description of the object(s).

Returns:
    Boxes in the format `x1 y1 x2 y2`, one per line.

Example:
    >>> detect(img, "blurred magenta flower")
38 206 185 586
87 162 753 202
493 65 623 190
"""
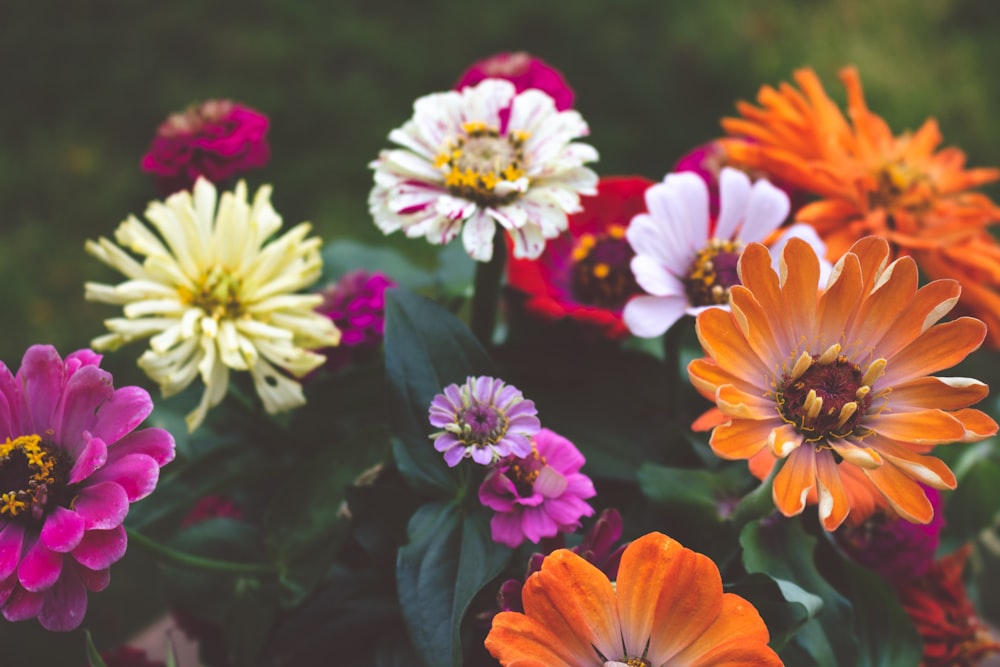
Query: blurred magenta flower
428 376 540 466
479 428 596 548
140 99 270 194
454 51 575 111
100 646 166 667
315 270 396 373
0 345 175 631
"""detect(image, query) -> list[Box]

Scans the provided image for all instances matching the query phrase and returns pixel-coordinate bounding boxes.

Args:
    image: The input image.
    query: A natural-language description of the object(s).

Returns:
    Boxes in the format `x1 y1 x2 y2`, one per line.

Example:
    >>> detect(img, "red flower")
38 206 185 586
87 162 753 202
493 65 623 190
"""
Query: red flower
140 99 270 194
506 176 653 340
455 52 574 111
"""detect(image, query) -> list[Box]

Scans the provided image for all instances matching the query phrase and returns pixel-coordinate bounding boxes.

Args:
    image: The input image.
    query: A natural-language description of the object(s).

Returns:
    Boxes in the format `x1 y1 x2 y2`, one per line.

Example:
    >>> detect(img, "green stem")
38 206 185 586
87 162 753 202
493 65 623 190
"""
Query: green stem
729 461 780 530
126 526 275 576
470 231 507 346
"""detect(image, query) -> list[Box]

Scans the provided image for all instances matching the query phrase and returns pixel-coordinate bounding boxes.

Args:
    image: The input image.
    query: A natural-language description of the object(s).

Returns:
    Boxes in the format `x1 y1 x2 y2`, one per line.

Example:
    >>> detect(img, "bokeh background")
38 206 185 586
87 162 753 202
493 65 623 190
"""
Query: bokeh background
2 0 1000 661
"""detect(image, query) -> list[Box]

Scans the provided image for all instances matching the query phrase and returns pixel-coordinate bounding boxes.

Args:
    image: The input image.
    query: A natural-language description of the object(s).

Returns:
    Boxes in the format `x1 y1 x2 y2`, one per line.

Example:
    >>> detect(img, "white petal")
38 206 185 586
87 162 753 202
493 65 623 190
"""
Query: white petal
739 178 791 244
714 167 752 240
623 295 688 338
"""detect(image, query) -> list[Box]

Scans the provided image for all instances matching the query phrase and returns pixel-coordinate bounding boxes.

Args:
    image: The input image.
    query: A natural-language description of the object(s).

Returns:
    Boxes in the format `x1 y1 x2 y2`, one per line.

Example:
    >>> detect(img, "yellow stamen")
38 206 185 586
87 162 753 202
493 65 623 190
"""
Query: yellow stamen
816 343 842 366
856 385 871 400
836 401 859 429
593 263 610 279
862 358 887 387
789 351 813 381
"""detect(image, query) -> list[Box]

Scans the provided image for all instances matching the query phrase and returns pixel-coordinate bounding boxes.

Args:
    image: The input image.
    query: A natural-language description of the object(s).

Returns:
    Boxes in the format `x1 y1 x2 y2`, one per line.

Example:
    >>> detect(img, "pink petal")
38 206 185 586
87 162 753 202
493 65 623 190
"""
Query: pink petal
92 386 154 444
18 539 63 592
106 427 175 467
40 507 86 553
37 565 88 631
76 565 110 592
53 365 113 455
0 523 26 581
71 525 127 570
520 507 558 543
1 585 43 621
68 435 108 485
72 481 130 530
534 466 568 498
90 454 161 502
17 345 65 435
64 349 103 378
0 574 17 606
490 511 527 548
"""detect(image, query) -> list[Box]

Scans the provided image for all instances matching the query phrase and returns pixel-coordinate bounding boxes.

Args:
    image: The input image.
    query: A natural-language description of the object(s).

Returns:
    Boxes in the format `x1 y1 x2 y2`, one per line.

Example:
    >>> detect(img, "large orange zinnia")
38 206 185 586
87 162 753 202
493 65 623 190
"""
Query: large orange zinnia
688 236 997 531
720 66 1000 345
485 531 781 666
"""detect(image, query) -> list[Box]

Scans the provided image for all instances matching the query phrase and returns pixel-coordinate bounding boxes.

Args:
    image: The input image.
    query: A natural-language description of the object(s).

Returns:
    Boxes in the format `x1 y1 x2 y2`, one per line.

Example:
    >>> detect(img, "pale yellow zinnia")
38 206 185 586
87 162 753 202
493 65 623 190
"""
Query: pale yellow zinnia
85 177 340 431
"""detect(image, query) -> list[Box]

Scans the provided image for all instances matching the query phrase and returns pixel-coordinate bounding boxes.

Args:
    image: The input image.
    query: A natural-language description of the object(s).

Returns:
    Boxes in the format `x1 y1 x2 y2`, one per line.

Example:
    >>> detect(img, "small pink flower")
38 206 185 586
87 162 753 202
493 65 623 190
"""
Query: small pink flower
454 51 575 111
0 345 175 631
478 428 596 548
315 270 396 373
140 99 270 194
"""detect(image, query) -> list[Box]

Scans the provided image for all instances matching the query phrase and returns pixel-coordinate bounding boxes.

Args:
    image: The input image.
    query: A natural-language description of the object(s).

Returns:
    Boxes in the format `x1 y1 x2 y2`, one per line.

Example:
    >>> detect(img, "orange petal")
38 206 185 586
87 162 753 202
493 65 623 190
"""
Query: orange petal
692 407 726 432
888 376 988 411
870 278 960 360
520 549 621 664
778 237 820 341
951 408 999 441
695 308 772 387
717 384 775 420
688 358 766 400
847 256 918 353
867 436 957 490
666 593 781 667
768 422 803 458
729 286 786 370
615 533 723 665
485 612 577 667
816 252 862 346
863 463 935 523
847 236 891 293
882 317 986 387
747 448 777 482
737 243 791 349
710 419 780 460
772 445 817 517
815 452 850 530
868 409 967 445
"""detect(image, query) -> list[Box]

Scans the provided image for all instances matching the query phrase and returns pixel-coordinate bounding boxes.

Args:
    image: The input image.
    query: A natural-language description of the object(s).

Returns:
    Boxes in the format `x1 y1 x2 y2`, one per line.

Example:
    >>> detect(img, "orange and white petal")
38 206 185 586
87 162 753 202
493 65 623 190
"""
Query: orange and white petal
778 237 820 341
867 409 967 445
737 243 791 350
866 436 957 490
695 308 772 386
662 593 781 667
868 278 959 360
485 612 579 667
688 358 768 401
710 419 781 460
815 452 851 530
728 286 786 370
815 251 862 347
717 384 775 420
950 408 999 441
768 422 804 458
881 317 987 387
520 549 621 664
772 445 817 517
863 463 936 523
888 376 989 411
846 256 917 353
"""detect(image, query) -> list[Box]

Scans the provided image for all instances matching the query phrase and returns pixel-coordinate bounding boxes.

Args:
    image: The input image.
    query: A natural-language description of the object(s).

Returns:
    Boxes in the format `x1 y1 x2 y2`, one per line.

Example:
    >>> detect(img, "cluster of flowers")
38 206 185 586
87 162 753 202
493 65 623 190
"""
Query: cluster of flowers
4 46 999 667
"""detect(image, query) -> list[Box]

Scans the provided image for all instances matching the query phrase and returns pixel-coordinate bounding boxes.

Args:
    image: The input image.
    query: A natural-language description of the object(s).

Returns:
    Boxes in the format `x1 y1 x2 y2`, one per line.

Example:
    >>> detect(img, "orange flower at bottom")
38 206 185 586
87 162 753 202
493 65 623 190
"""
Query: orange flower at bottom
485 532 780 667
688 236 997 530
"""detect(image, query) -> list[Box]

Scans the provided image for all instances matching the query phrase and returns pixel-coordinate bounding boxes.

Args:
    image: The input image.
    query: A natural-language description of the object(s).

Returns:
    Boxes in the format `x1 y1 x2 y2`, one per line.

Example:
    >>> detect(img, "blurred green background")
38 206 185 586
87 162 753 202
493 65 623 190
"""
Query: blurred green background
1 0 1000 660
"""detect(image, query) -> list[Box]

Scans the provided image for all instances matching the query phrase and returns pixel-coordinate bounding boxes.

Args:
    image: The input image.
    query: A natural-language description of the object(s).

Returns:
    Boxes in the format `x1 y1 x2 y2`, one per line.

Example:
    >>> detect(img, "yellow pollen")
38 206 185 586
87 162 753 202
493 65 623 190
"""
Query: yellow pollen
0 435 60 518
462 120 489 134
433 153 450 168
593 263 610 279
608 225 626 239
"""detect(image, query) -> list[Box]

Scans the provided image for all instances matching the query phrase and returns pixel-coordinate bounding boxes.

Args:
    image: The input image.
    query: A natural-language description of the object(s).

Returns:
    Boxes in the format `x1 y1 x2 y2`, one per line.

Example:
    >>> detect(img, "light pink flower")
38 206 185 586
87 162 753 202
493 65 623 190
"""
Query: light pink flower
454 51 575 111
479 428 596 548
0 345 174 631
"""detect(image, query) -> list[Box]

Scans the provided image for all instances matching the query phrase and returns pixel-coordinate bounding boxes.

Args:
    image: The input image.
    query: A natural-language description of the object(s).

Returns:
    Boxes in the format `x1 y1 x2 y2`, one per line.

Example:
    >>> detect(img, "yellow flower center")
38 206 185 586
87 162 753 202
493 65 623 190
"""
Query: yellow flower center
182 266 244 320
684 239 744 307
775 345 884 446
0 434 69 521
436 121 529 207
570 226 640 309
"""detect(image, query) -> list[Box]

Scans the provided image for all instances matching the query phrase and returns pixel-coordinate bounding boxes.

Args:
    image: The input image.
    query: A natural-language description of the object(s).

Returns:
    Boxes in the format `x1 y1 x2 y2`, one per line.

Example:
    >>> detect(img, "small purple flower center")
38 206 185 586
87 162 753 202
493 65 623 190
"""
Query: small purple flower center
437 122 529 207
0 435 71 522
684 239 744 306
570 227 640 309
459 405 509 447
508 446 547 496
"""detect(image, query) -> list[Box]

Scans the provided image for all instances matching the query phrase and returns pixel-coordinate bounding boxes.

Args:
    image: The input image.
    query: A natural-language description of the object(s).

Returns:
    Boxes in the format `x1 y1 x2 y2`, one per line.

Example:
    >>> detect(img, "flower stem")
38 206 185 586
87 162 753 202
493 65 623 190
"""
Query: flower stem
470 231 507 346
729 462 780 530
126 526 275 576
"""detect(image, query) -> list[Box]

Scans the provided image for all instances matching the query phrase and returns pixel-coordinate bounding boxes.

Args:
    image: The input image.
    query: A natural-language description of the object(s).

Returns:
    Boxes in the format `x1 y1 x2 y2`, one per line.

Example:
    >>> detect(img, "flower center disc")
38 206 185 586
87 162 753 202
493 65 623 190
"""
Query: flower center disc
184 266 244 320
459 404 509 448
508 445 546 496
570 227 640 309
684 239 744 306
437 121 529 207
776 353 873 442
0 435 69 521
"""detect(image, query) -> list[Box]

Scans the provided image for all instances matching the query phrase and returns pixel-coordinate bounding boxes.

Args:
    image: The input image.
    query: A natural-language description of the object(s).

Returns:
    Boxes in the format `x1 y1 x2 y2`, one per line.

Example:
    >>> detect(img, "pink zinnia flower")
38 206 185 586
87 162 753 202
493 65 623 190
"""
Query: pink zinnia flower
315 270 396 373
479 428 596 548
429 376 540 467
0 345 174 631
454 51 575 111
140 99 270 194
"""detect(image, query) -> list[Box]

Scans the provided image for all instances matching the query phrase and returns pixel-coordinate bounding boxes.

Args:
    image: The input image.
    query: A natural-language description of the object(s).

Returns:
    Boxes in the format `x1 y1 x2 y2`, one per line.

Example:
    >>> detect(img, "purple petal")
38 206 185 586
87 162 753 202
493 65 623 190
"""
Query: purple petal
533 466 568 498
565 473 597 500
76 565 110 592
18 345 65 435
443 445 466 467
0 362 23 439
1 585 43 621
503 434 533 459
0 523 26 581
545 496 594 525
64 350 103 377
433 433 459 453
37 565 88 631
72 481 130 530
67 435 108 485
40 507 86 553
106 427 175 467
478 471 518 511
520 508 558 543
92 386 154 445
89 454 161 502
490 512 527 548
0 574 17 606
71 525 127 570
535 429 585 473
18 539 63 592
52 365 113 455
471 446 494 465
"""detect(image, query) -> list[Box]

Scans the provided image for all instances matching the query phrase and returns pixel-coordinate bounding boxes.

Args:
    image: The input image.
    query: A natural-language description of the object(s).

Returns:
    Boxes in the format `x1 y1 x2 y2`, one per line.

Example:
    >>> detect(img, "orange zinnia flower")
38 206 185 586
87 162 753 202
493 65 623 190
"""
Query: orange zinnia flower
486 531 780 666
720 66 1000 345
688 236 997 530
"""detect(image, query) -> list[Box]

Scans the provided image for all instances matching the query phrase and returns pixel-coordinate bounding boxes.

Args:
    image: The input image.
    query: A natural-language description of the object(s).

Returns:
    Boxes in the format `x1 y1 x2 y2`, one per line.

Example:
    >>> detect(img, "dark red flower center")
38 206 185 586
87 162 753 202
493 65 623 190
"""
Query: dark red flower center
684 239 744 306
0 435 71 523
570 226 640 309
508 445 546 496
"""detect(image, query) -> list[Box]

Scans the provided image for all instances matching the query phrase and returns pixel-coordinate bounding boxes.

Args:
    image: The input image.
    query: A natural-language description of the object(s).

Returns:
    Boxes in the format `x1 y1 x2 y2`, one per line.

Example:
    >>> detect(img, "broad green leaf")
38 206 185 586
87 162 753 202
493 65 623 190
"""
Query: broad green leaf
943 446 1000 550
725 573 811 651
321 238 435 289
842 559 922 667
638 463 747 523
396 501 510 667
384 288 495 496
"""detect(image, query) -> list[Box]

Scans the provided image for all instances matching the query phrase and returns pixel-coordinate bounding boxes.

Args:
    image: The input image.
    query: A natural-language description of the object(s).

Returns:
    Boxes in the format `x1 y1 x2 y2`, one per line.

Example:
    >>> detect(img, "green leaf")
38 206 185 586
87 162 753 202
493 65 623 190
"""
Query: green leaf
943 445 1000 550
725 573 811 651
842 559 922 667
741 518 858 666
83 630 108 667
638 463 746 523
396 501 510 667
225 577 279 667
384 288 495 496
321 239 435 289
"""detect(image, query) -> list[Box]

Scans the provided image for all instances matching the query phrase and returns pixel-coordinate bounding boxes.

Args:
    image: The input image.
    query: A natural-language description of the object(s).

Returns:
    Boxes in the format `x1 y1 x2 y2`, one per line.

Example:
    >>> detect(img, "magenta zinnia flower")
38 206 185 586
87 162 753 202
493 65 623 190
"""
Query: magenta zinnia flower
429 376 540 466
479 428 596 548
140 99 270 194
0 346 174 631
454 51 575 111
315 270 396 373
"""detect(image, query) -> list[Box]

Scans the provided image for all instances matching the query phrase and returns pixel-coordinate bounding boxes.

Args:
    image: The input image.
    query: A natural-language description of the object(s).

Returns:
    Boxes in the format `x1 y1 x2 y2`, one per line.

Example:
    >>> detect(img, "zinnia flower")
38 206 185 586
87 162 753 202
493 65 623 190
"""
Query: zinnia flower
314 270 395 373
624 166 828 338
485 531 781 666
140 99 270 195
428 376 540 466
368 78 599 262
0 345 175 631
506 176 653 339
85 177 340 432
479 428 596 548
454 51 575 111
896 545 1000 667
688 236 998 530
720 66 1000 346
